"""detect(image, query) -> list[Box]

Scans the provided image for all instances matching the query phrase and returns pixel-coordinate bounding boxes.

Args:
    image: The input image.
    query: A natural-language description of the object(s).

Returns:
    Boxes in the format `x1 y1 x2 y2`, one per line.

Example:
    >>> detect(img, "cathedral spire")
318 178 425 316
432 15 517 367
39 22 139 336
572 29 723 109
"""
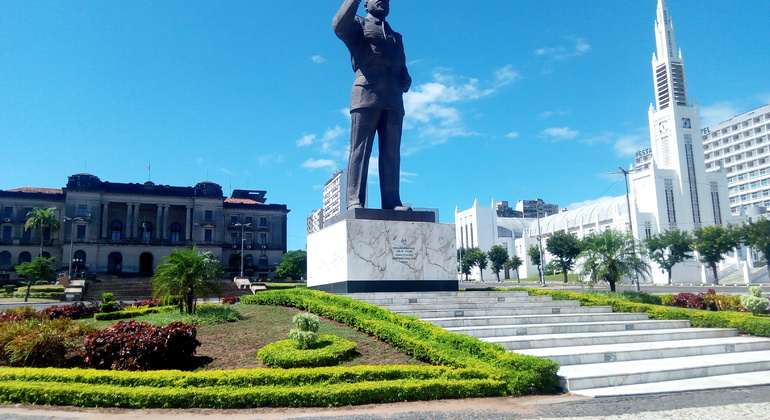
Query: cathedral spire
652 0 688 110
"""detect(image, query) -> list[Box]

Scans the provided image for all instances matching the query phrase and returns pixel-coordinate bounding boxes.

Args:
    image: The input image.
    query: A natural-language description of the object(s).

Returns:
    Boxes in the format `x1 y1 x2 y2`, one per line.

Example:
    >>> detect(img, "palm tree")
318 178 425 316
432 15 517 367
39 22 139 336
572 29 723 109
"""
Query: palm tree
580 229 650 292
24 207 61 257
151 246 223 314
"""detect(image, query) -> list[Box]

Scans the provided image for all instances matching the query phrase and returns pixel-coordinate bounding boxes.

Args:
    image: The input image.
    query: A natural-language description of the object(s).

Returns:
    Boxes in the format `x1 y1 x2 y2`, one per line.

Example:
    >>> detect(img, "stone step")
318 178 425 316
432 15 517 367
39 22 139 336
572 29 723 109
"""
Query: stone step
559 350 770 391
340 291 531 300
398 305 614 319
446 319 690 338
427 312 649 328
353 295 553 306
377 300 560 312
483 328 738 350
516 336 770 366
573 370 770 397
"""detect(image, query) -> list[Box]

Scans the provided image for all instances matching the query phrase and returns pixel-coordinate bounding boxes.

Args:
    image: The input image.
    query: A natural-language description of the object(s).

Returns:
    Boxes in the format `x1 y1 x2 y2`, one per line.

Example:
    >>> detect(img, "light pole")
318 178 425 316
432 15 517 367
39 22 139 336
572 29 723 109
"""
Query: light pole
62 216 83 281
536 204 546 287
234 222 251 278
612 165 641 292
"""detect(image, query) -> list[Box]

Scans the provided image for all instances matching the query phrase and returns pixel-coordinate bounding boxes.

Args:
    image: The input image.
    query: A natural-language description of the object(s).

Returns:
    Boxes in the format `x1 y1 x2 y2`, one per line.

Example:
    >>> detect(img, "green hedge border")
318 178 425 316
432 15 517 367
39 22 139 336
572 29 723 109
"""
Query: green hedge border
258 334 357 368
0 289 559 408
491 287 770 337
93 306 174 321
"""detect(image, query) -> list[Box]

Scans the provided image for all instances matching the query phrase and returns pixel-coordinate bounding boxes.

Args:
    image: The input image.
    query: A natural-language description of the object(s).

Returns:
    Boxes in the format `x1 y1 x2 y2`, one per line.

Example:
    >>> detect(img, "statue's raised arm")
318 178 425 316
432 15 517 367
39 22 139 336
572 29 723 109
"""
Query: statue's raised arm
333 0 361 42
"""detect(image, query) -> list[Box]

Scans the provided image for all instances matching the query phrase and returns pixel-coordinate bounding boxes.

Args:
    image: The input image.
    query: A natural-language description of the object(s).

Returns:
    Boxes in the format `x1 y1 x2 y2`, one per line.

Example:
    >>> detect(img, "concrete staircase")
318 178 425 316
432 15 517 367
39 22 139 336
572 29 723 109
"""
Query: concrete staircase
345 291 770 397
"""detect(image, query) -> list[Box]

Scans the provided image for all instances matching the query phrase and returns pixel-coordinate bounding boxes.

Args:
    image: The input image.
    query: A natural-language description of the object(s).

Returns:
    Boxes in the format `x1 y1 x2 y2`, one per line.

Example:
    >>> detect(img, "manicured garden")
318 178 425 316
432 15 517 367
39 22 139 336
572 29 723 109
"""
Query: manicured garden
0 288 560 408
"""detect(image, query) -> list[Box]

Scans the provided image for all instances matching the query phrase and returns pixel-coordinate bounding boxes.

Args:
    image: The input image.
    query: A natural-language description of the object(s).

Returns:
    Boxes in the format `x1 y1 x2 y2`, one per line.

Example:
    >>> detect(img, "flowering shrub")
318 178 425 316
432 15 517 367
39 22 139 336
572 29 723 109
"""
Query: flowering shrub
40 302 98 320
672 292 706 310
221 296 240 305
82 321 200 371
129 299 160 308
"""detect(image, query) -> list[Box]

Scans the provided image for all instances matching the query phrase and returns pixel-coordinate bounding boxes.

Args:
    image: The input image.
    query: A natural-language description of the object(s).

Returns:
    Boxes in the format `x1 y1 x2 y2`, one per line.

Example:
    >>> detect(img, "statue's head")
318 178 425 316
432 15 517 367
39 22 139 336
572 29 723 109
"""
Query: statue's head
364 0 389 19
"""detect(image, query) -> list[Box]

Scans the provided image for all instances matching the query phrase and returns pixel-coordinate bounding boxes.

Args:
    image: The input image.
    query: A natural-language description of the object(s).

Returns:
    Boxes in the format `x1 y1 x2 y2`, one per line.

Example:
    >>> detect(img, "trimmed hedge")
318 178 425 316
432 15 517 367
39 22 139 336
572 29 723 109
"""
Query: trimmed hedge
258 334 357 368
93 306 173 321
493 287 770 337
241 289 560 396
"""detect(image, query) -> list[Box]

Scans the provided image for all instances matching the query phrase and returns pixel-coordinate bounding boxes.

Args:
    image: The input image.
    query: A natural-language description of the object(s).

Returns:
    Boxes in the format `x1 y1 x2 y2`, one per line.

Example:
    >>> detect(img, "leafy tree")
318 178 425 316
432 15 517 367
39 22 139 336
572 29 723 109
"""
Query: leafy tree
644 229 694 285
580 229 650 292
693 224 740 285
546 231 582 283
24 207 61 258
741 218 770 279
151 246 223 314
463 247 487 281
505 255 523 282
274 250 307 280
15 257 57 303
487 245 510 281
527 245 543 280
457 248 472 281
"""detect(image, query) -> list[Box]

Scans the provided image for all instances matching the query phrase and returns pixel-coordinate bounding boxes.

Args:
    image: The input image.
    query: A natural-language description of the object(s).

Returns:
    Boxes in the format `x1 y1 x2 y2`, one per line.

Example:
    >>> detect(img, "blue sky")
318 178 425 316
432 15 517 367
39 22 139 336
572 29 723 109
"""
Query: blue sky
2 1 769 251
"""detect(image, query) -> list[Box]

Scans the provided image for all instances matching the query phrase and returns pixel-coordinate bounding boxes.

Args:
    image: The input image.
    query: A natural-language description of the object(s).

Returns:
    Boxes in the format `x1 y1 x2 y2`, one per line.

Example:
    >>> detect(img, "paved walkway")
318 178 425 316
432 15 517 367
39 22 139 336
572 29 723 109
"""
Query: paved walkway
2 385 770 419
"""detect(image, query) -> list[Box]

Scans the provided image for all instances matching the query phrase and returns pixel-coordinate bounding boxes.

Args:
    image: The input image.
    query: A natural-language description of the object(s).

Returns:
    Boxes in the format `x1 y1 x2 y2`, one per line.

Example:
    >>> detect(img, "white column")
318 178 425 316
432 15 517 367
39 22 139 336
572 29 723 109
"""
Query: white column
133 203 141 240
156 204 163 240
126 203 133 240
185 206 192 241
101 202 109 238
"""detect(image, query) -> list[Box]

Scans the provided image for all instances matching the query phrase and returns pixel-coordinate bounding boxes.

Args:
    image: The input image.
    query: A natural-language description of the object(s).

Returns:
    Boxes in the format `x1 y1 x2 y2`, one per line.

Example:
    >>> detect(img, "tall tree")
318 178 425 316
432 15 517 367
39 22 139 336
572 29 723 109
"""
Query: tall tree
463 247 487 282
15 256 57 303
580 229 650 292
487 245 510 281
527 245 543 281
693 225 740 285
457 248 472 281
546 231 582 283
644 229 694 285
24 207 61 258
740 218 770 279
151 246 223 314
505 255 523 282
274 250 307 280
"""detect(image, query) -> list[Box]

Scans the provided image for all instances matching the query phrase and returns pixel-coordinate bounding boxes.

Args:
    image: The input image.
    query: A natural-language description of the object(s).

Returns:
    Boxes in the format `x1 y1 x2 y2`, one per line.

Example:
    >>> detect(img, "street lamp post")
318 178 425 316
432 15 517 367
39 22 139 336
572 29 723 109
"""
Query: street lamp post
234 222 251 278
62 216 83 281
615 165 641 292
536 205 546 287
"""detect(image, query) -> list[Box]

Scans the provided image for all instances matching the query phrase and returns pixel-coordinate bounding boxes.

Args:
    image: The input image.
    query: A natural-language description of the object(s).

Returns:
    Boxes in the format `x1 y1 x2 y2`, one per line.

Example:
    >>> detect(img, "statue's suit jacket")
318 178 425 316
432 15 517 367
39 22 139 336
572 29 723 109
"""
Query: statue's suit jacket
333 0 412 112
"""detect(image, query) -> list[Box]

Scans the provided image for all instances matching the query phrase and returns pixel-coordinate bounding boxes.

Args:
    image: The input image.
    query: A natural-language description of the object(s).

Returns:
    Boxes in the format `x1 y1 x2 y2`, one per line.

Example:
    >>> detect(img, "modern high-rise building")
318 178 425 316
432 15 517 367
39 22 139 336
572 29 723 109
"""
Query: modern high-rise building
322 170 347 225
702 104 770 216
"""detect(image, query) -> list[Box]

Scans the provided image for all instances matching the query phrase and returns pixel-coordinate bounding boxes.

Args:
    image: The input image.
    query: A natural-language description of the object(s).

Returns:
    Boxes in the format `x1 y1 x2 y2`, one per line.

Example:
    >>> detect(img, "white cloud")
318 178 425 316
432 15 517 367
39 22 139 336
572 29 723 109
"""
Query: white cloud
493 65 521 88
219 168 235 176
613 134 647 157
296 134 316 147
257 153 284 166
535 37 591 60
301 158 337 170
311 55 326 64
541 127 579 140
566 196 613 210
505 132 520 139
700 102 741 127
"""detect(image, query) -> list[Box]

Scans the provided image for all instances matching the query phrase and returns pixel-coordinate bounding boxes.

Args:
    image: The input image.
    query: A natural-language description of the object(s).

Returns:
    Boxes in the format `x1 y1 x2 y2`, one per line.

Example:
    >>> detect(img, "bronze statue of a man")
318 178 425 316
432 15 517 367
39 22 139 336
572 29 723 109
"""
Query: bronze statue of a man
333 0 412 211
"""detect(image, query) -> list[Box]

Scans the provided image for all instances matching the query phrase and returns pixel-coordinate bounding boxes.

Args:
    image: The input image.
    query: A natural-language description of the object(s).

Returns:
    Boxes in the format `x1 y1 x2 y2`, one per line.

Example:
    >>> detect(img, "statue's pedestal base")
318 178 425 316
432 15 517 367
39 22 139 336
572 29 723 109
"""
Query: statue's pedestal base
307 210 457 293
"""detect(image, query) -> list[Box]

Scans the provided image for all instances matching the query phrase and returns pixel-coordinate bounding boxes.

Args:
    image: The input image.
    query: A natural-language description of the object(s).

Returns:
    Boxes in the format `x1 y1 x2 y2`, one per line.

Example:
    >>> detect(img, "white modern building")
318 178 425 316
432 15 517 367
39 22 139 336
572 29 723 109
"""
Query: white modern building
456 0 734 284
702 104 770 216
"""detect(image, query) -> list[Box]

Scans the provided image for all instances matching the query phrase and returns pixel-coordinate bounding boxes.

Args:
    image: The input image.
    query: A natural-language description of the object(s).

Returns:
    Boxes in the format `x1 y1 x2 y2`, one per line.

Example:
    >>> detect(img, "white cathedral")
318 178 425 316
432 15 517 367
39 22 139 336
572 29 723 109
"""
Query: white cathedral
456 0 742 285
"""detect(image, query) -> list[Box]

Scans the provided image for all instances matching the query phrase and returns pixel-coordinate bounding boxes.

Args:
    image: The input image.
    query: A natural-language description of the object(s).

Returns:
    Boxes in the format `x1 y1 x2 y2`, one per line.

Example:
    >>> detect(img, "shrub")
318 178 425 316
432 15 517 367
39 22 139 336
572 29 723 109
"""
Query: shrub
258 334 358 368
0 318 93 367
0 307 41 324
40 303 98 320
740 295 769 316
672 292 706 310
129 299 160 308
93 306 170 321
749 286 764 298
659 294 675 306
82 321 200 371
2 285 15 295
98 293 120 313
289 313 320 350
221 296 239 305
34 280 49 286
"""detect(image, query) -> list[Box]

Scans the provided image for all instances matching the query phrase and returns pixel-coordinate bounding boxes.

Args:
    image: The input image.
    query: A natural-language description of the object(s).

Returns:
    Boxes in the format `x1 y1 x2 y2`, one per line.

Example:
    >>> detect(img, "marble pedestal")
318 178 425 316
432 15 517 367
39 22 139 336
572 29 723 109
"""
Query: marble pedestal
307 210 457 293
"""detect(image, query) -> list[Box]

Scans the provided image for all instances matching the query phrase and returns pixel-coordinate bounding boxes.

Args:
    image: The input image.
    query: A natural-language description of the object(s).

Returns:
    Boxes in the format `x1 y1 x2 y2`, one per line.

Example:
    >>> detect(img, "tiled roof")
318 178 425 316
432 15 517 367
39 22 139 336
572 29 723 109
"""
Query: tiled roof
224 198 264 205
7 187 64 194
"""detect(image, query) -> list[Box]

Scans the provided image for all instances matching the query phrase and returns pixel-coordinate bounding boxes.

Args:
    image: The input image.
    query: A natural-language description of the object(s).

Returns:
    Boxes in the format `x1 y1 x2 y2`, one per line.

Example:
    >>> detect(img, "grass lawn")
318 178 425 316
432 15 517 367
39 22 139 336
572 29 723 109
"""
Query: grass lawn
81 304 425 370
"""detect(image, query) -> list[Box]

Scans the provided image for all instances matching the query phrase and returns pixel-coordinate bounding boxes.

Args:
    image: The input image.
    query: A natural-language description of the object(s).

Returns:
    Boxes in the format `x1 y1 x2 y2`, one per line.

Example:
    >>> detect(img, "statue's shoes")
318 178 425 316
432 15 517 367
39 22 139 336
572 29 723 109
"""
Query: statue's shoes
393 205 412 211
